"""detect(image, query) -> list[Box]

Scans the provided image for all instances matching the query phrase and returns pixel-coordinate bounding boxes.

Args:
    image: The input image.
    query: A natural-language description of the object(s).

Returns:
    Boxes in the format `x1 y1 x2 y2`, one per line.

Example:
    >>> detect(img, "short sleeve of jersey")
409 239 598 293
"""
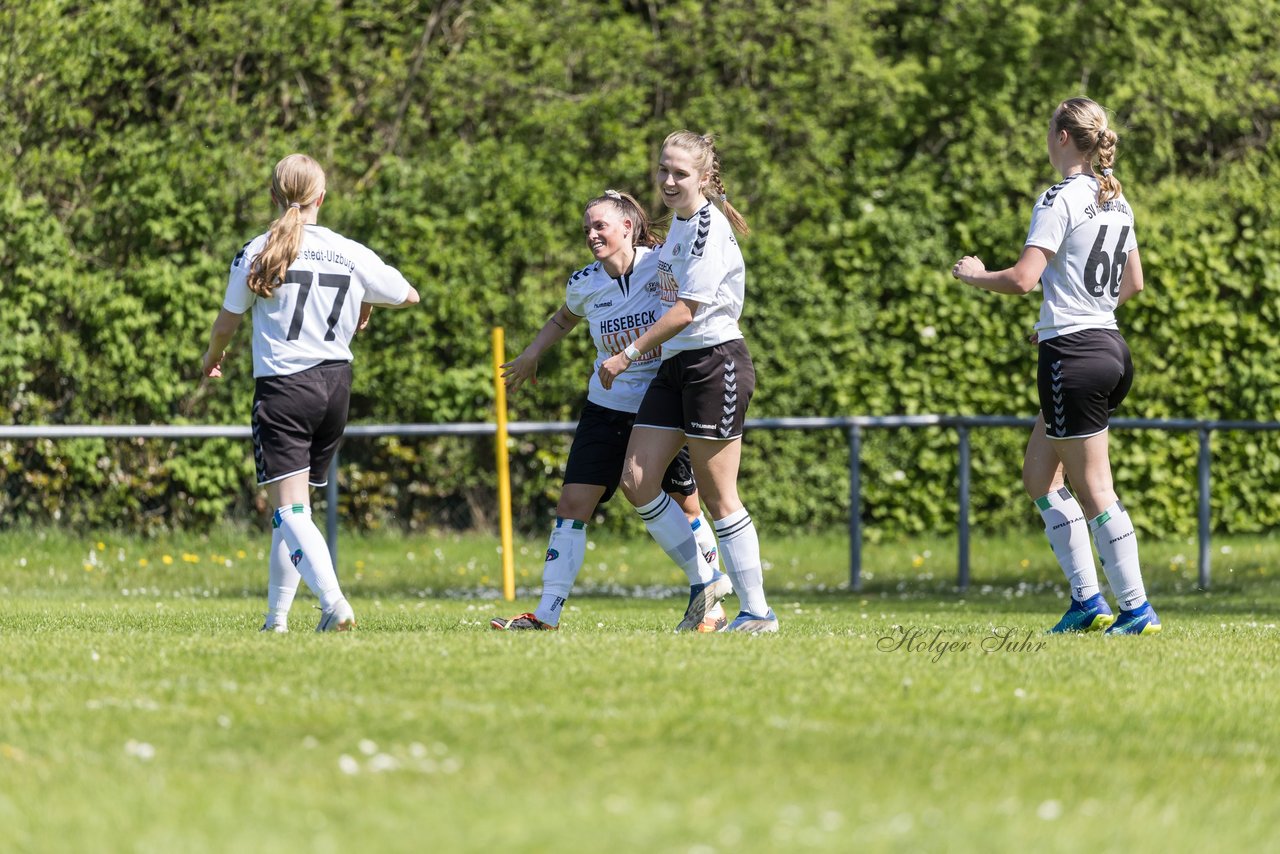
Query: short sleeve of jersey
222 239 259 314
676 210 726 303
563 264 596 317
348 241 412 306
1025 193 1070 254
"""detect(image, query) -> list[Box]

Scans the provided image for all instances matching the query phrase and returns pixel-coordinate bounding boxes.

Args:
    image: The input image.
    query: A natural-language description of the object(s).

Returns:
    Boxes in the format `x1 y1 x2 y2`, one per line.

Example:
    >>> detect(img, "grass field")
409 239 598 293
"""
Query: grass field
2 527 1278 852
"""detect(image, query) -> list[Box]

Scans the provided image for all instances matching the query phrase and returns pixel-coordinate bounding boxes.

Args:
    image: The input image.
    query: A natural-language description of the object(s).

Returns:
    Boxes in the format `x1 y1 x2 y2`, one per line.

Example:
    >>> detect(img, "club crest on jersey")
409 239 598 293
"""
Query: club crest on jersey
644 279 660 295
672 244 682 257
545 548 559 562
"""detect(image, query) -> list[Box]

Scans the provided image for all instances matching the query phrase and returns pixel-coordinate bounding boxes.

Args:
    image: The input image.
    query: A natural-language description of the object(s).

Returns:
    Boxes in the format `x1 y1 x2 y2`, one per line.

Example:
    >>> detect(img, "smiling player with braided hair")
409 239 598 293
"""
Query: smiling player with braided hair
599 131 776 633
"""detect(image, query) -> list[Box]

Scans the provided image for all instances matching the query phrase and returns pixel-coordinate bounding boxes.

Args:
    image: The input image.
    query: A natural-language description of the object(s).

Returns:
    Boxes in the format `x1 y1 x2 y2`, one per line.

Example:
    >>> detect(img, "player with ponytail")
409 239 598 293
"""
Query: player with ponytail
202 153 421 633
951 98 1161 635
598 131 777 633
491 189 728 631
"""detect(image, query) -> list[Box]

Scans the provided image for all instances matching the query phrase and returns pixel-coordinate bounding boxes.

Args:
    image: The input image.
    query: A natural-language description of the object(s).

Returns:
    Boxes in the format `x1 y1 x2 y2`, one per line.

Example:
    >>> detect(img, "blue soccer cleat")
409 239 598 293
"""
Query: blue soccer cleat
676 571 734 632
1048 592 1115 633
720 608 779 634
1105 602 1162 636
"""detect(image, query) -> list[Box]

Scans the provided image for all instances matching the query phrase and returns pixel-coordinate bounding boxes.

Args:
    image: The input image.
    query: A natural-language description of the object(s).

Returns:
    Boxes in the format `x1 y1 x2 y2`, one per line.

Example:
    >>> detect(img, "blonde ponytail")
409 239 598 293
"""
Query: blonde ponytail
247 154 326 297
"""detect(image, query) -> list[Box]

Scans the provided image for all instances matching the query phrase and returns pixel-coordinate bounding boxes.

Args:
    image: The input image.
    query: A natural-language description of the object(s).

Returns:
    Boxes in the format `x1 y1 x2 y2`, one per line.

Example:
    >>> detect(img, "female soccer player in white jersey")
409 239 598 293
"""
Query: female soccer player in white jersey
201 153 420 633
952 98 1160 635
490 190 728 632
599 131 777 633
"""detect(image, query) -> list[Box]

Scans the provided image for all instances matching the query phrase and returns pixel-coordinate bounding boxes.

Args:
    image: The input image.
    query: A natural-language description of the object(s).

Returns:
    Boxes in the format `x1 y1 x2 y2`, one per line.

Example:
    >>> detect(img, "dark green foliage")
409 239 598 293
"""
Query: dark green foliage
2 0 1278 536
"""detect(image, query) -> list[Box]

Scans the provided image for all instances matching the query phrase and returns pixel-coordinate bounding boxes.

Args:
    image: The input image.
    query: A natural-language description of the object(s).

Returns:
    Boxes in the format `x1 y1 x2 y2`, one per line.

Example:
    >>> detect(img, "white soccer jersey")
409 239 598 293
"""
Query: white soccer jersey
223 225 412 377
1025 174 1138 340
656 203 746 355
565 245 665 414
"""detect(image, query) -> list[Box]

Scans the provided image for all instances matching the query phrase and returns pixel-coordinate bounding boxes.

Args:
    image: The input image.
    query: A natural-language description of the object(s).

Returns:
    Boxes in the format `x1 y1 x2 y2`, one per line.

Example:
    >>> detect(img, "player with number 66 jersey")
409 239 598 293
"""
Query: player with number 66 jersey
951 98 1160 638
1026 171 1138 340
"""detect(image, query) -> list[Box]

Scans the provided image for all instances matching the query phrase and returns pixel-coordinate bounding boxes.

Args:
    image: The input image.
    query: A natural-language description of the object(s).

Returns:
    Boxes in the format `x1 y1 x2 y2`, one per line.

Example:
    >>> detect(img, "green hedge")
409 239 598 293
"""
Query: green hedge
2 0 1278 537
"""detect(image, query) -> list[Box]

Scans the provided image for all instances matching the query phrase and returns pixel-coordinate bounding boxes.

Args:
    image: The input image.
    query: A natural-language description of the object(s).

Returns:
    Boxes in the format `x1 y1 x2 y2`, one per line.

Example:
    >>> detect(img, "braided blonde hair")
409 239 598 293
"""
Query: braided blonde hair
1053 98 1122 206
661 131 750 236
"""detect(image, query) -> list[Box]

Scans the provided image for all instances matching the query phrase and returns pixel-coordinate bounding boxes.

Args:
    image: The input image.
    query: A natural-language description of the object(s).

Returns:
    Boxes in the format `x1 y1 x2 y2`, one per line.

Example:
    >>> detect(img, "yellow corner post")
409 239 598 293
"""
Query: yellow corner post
492 327 516 601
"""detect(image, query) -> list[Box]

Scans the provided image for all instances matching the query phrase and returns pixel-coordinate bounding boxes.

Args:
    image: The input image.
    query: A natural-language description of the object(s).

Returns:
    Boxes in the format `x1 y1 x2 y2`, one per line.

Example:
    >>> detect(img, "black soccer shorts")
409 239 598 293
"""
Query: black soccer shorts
1037 328 1133 440
564 400 696 503
251 360 352 486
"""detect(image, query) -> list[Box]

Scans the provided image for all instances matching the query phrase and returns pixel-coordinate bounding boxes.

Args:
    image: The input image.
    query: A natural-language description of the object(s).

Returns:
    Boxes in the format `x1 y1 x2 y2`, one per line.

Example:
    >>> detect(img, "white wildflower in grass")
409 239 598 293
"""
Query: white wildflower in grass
1037 800 1063 821
338 754 359 775
368 753 398 773
358 739 377 756
124 740 155 761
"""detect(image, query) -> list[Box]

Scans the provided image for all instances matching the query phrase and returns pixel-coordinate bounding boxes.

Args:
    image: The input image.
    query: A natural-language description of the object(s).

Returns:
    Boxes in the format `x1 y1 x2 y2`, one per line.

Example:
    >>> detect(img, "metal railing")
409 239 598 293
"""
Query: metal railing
3 415 1274 591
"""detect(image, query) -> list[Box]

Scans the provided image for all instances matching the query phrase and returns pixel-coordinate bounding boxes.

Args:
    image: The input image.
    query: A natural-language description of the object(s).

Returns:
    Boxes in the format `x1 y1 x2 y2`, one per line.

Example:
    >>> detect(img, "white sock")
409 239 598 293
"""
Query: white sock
1090 501 1147 611
1034 487 1099 601
267 524 301 622
534 518 587 627
690 512 722 579
715 507 769 616
273 504 345 612
636 493 712 585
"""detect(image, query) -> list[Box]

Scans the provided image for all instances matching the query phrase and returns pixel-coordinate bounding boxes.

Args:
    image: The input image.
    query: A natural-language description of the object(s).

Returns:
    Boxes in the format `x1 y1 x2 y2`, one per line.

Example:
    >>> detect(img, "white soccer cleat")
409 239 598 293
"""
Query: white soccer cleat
696 601 728 633
720 609 779 634
259 613 288 634
676 572 734 632
316 600 356 632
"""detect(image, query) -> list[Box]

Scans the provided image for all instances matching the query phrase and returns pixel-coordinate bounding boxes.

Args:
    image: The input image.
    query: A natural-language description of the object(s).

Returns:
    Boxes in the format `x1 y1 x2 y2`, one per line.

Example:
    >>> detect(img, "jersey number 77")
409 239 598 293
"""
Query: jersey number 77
283 269 351 341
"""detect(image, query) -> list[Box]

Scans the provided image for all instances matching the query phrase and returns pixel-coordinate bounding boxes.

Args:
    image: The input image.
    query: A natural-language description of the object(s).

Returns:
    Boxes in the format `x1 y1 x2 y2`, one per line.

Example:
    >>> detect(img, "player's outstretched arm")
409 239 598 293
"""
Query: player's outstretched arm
202 309 244 378
952 246 1050 295
502 304 581 392
358 286 420 332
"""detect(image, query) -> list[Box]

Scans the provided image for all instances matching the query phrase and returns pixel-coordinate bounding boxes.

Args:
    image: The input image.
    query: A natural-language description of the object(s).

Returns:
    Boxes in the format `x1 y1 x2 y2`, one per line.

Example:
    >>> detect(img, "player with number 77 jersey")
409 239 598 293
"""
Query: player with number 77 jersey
221 216 415 377
201 153 419 636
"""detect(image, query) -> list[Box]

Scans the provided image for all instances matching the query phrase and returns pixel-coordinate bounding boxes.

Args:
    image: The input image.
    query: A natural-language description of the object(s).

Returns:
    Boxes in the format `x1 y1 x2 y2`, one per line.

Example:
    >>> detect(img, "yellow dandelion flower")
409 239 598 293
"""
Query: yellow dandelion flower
355 560 366 570
162 555 174 565
83 563 93 572
236 550 247 559
1020 559 1030 568
912 555 925 567
96 541 106 551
